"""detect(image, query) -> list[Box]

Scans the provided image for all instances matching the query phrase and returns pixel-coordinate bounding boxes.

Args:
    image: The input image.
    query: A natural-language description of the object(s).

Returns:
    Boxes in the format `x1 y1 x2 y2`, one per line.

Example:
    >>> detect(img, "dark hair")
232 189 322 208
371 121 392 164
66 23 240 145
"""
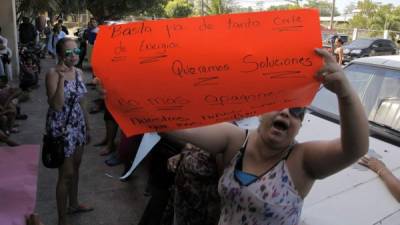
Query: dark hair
336 38 344 44
22 17 29 23
53 24 61 32
55 37 75 56
58 19 63 24
0 26 2 33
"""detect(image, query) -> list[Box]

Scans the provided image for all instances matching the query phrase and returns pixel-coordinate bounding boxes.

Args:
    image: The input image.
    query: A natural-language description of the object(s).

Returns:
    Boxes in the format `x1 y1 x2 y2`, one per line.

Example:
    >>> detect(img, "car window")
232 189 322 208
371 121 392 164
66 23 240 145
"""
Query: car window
383 40 396 48
374 41 383 47
339 35 348 43
312 63 400 131
346 39 374 48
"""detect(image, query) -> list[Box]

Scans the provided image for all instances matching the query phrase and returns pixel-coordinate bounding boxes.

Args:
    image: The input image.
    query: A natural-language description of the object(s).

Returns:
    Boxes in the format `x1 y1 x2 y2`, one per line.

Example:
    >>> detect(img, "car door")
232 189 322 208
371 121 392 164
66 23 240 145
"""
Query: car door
371 41 385 56
384 40 397 55
301 61 400 225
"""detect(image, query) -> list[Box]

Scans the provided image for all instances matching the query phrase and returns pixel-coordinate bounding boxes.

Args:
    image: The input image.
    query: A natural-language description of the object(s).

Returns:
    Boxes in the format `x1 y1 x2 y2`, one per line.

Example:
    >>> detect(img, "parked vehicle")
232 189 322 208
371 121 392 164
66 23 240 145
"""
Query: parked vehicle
300 55 400 224
236 55 400 224
343 38 397 63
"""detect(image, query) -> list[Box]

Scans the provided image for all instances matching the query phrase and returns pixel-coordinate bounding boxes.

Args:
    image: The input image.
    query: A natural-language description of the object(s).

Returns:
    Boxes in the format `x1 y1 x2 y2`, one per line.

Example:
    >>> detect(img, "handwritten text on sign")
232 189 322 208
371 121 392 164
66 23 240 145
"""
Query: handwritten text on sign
92 9 322 136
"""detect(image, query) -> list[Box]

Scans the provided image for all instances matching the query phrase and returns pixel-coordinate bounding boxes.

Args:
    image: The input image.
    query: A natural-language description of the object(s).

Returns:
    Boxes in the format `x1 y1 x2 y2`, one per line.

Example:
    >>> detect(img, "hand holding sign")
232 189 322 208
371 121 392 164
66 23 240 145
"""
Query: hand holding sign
92 9 322 137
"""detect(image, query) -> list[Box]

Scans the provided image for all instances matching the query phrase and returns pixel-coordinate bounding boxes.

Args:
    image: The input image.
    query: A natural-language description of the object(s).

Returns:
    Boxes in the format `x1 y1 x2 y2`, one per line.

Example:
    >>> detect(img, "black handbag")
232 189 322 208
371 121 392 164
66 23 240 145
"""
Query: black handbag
42 72 79 168
42 133 66 168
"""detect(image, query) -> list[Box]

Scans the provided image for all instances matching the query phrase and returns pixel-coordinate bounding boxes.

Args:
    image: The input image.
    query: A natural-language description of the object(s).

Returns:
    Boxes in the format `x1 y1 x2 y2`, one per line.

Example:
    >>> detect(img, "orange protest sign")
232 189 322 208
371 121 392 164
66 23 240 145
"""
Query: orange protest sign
92 9 322 137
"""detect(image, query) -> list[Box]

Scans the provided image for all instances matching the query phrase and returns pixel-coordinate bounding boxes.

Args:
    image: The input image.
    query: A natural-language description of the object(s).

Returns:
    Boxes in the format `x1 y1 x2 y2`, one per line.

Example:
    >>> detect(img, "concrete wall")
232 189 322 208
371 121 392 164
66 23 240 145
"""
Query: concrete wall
0 0 19 77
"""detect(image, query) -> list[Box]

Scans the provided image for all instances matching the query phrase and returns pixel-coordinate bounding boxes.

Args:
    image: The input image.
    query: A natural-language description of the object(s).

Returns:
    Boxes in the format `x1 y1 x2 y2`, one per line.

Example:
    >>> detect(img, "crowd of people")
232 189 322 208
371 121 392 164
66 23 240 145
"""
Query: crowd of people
0 25 30 146
0 14 399 225
0 17 82 149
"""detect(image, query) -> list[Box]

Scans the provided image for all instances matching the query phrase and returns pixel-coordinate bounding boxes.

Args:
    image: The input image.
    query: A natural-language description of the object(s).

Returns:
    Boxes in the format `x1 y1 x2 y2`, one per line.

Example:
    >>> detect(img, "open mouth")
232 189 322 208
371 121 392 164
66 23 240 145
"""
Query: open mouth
272 120 289 131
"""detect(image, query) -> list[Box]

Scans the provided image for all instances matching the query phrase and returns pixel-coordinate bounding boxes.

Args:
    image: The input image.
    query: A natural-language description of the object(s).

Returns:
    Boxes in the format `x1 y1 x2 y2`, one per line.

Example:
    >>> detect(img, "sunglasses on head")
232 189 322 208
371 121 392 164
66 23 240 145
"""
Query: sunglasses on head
288 107 306 120
64 48 81 57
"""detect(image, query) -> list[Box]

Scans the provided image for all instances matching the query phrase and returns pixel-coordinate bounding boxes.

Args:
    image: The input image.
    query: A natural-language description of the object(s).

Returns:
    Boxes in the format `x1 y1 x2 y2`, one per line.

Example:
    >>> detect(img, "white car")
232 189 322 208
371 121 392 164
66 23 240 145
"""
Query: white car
300 55 400 225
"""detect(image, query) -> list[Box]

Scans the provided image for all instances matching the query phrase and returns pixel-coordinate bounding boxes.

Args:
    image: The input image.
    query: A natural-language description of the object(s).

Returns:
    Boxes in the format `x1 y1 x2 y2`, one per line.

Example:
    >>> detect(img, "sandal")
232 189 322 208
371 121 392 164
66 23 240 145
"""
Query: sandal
105 154 121 167
67 204 94 214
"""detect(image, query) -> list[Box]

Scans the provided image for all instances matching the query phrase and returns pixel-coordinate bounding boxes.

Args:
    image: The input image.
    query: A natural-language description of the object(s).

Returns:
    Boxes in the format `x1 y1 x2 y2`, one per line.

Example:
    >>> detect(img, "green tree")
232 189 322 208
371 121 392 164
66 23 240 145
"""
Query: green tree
16 0 62 21
347 0 400 39
370 5 400 31
348 0 378 29
344 2 356 16
304 0 340 17
86 0 168 20
255 1 264 11
142 2 168 18
16 0 168 21
207 0 234 15
164 0 193 18
284 0 302 7
267 4 300 11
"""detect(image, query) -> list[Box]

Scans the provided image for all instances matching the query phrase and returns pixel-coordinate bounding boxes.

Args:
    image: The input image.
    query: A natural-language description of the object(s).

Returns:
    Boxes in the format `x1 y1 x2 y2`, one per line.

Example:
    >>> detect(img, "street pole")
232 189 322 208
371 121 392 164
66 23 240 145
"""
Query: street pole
329 0 336 30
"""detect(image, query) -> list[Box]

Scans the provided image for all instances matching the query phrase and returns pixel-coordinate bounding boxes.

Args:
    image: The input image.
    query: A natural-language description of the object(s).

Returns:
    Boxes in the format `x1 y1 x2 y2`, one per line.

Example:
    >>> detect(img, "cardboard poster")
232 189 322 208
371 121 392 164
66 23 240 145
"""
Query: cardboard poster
92 9 322 136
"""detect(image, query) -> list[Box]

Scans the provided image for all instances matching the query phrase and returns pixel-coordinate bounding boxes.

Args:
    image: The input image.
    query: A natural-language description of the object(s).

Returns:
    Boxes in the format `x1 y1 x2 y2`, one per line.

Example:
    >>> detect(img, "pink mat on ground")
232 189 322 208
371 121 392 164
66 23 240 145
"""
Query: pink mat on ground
0 145 40 225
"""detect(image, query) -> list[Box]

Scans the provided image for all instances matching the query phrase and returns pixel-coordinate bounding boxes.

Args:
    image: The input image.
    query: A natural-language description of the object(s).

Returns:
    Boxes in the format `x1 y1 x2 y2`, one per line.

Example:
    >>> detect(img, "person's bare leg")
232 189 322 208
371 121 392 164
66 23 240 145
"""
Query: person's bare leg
57 157 74 225
0 130 18 146
93 138 107 146
0 115 8 132
69 146 83 208
99 119 118 156
6 111 16 132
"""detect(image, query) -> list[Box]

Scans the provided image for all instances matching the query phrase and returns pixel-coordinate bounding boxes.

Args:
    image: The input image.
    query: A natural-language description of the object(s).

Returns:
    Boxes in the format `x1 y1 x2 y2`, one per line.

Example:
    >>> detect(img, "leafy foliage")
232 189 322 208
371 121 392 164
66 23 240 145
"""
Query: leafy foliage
303 0 340 17
16 0 86 21
164 0 193 18
86 0 168 20
348 0 400 32
206 0 234 15
16 0 168 21
267 4 301 11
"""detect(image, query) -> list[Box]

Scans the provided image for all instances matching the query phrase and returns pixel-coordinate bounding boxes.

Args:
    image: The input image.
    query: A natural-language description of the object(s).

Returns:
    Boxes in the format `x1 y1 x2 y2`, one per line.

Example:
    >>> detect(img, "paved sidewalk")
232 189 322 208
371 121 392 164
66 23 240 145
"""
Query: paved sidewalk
12 57 149 225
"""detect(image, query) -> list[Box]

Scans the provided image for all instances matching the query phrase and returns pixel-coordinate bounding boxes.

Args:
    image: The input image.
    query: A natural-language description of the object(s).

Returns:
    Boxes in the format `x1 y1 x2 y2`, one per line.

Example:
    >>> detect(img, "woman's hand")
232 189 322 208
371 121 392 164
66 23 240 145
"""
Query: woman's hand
56 70 65 81
359 156 389 176
315 48 352 99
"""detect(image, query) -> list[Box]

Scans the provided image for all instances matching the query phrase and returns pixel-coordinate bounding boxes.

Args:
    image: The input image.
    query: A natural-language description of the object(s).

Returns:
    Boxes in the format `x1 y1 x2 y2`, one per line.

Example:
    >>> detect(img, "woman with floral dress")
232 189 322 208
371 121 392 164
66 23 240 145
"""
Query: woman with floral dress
164 49 369 225
45 37 92 225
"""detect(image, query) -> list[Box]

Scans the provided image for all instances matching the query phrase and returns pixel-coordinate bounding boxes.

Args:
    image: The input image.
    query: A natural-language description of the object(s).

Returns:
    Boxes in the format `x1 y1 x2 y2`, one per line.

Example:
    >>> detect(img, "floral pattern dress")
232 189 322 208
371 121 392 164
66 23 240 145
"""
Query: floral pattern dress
46 70 87 157
218 133 303 225
161 147 221 225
